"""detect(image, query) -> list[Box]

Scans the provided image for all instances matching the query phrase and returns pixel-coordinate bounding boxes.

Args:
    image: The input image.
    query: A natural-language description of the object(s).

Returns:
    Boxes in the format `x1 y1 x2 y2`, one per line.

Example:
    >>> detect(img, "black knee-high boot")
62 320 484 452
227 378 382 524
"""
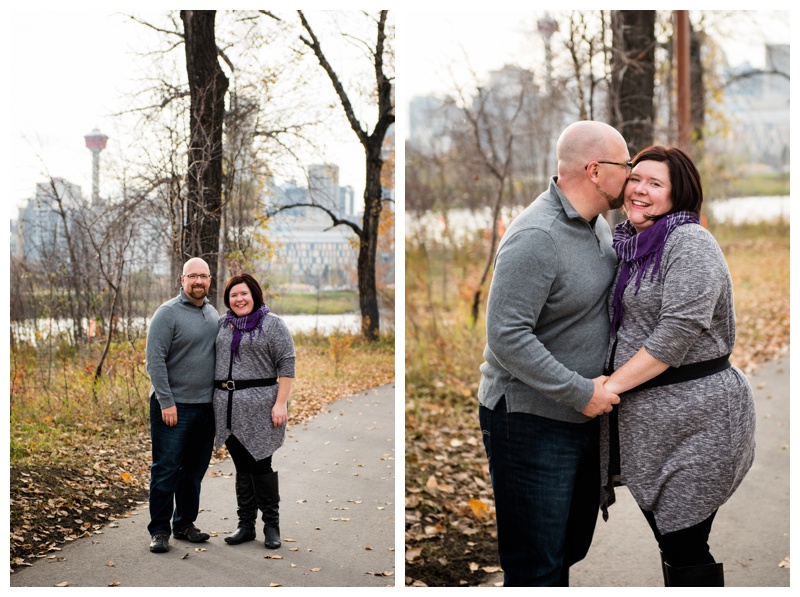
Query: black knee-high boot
663 561 724 587
225 473 257 545
253 471 281 549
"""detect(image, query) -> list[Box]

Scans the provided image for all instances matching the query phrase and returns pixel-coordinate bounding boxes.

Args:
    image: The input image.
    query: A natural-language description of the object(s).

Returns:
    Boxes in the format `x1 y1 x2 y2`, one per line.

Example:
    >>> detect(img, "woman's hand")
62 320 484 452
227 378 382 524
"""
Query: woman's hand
271 402 288 428
606 347 670 394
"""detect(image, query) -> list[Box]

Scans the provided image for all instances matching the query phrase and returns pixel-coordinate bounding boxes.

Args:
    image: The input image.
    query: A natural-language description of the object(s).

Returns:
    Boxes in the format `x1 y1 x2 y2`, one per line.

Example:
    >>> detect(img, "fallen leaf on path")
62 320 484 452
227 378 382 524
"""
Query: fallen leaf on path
269 583 281 587
311 567 321 572
779 556 790 568
55 581 69 587
105 560 115 567
108 581 120 586
468 499 490 520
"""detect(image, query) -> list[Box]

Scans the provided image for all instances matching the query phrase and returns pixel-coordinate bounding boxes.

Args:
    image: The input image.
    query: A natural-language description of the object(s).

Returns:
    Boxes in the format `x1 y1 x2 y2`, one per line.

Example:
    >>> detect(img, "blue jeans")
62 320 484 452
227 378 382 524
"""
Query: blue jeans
479 397 600 586
148 395 215 536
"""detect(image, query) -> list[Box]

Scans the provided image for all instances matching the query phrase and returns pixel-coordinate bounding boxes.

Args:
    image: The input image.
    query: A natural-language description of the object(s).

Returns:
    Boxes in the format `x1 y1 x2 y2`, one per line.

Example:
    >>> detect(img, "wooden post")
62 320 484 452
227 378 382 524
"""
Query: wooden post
675 10 691 154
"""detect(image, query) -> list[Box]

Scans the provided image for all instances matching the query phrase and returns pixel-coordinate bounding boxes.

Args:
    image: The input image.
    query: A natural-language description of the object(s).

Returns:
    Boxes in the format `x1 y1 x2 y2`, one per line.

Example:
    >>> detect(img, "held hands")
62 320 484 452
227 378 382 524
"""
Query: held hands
580 376 620 418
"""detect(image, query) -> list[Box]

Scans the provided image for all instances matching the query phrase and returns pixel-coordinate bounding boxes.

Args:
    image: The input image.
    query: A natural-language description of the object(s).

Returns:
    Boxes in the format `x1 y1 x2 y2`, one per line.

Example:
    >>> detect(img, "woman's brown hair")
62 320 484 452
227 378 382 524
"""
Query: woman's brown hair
631 145 703 217
223 273 265 313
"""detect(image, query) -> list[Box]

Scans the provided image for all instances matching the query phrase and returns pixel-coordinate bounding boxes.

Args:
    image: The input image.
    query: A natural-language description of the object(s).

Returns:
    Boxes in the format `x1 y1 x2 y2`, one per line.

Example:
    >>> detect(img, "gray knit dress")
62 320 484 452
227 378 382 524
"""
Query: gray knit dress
603 224 756 534
213 313 296 461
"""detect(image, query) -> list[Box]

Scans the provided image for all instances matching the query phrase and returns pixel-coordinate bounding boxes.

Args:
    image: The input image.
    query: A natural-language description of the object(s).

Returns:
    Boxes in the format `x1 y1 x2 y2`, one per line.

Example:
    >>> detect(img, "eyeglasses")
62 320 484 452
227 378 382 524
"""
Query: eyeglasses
183 274 211 281
586 160 633 172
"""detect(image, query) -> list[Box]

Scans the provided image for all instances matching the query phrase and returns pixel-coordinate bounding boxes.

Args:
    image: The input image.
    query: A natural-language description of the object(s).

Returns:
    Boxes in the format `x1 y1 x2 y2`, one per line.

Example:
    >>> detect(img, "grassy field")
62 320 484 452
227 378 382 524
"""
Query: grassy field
404 219 789 587
725 172 790 198
270 291 358 315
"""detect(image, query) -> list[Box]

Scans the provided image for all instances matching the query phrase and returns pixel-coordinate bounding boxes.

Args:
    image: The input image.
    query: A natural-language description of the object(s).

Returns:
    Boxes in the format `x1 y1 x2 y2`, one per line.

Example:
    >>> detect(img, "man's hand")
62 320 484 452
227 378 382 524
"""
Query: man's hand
161 405 178 427
580 376 620 418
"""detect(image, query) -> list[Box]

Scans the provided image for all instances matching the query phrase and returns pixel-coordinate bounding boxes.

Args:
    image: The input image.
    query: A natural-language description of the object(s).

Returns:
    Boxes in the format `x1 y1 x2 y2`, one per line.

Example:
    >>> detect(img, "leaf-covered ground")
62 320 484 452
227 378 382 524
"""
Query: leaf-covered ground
10 338 394 573
404 227 789 587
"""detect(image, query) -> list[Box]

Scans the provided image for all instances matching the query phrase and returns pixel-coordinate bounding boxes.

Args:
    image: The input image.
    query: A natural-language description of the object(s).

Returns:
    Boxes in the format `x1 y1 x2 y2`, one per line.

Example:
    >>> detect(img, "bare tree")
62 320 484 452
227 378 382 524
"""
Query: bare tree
450 69 528 325
267 10 394 341
180 10 230 305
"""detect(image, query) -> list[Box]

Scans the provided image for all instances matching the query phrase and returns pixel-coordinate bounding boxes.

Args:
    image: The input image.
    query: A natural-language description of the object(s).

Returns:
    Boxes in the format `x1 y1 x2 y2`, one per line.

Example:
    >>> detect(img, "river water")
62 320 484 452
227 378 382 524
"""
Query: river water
406 196 789 243
10 312 390 346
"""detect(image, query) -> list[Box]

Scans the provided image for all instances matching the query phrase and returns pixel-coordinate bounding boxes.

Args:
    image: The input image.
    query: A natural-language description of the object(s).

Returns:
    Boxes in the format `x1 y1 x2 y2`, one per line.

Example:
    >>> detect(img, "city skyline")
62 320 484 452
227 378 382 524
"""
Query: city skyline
4 9 374 223
399 10 791 120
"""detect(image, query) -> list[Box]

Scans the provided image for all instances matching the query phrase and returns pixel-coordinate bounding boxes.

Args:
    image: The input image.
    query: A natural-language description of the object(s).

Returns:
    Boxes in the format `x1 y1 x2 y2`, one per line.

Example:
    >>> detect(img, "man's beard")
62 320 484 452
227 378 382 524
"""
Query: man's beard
189 285 208 298
600 186 625 211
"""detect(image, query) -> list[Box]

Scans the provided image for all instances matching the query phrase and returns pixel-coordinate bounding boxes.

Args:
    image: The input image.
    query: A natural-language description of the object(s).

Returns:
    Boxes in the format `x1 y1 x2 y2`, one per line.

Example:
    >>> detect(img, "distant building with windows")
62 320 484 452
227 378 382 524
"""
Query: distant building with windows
14 178 82 262
720 43 790 170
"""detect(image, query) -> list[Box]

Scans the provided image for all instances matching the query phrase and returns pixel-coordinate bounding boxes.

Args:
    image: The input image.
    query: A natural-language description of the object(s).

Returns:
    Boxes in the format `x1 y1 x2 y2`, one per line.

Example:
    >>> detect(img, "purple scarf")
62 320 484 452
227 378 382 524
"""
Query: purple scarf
223 304 270 361
610 211 700 335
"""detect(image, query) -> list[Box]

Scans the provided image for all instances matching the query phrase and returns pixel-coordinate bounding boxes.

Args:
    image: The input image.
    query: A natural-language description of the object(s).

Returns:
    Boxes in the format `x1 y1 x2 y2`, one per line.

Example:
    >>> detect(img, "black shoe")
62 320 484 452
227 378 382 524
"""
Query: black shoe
173 525 210 543
149 533 170 553
225 526 257 545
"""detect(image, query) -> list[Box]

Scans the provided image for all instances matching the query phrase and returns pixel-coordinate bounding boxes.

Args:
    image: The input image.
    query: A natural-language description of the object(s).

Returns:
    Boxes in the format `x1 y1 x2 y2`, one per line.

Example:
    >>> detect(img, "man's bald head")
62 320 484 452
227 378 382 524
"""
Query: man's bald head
182 257 210 276
556 121 627 174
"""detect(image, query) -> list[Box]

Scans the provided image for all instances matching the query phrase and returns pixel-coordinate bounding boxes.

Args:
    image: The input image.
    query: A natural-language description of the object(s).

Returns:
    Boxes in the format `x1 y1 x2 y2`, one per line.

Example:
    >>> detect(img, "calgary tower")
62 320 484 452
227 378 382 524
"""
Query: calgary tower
84 128 109 203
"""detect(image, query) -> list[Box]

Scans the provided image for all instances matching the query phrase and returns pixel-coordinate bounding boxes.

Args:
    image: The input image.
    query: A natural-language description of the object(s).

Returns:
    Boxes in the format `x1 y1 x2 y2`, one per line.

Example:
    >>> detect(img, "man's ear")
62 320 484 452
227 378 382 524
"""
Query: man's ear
584 161 600 183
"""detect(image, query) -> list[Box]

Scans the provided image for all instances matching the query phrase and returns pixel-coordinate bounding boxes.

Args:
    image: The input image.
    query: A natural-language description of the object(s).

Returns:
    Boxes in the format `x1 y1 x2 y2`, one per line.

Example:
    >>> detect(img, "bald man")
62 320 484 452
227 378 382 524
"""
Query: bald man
478 121 630 585
145 258 219 553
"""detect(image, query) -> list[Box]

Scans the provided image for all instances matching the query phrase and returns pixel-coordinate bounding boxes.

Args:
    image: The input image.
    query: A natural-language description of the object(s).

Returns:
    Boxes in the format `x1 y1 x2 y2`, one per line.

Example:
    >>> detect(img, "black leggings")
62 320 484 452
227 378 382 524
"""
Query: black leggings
225 434 273 475
642 508 718 568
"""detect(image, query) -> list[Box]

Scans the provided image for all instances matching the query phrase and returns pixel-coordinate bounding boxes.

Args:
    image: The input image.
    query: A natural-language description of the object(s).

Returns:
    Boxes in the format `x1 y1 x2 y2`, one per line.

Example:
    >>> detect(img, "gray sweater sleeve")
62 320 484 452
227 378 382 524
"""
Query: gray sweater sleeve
145 305 177 409
486 228 594 411
644 227 727 367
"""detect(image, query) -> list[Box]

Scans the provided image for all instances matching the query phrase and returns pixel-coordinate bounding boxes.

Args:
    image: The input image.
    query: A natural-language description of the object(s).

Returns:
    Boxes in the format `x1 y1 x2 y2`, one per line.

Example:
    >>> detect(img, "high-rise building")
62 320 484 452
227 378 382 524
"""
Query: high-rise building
16 178 82 261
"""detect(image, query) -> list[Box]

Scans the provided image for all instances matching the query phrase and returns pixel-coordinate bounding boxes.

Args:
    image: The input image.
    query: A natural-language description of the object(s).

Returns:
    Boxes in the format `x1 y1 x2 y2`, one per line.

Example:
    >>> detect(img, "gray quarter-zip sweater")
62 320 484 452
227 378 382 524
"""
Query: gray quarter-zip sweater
478 177 617 423
146 289 219 409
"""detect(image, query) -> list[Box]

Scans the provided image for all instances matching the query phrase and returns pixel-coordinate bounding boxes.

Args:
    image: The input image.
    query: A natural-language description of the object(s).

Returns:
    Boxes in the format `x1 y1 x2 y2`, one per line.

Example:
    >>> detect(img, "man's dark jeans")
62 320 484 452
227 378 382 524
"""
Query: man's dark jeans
148 395 215 536
479 396 600 586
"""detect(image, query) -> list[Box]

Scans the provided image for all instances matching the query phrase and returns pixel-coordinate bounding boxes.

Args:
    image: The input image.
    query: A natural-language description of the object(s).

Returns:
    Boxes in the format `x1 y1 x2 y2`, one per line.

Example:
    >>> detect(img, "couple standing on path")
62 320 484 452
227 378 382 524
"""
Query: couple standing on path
478 120 756 587
145 259 294 556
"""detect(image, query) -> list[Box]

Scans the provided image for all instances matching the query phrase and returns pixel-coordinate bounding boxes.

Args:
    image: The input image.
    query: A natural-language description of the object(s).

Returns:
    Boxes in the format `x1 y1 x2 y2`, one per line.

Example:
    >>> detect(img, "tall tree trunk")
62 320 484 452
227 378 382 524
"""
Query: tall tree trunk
609 10 656 156
297 10 393 341
359 144 383 341
181 10 229 306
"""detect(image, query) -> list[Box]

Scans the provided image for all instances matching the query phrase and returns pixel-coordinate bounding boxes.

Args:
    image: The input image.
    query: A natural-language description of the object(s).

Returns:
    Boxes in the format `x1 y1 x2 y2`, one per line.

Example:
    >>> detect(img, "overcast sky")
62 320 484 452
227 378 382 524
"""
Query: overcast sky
3 8 374 221
399 10 791 112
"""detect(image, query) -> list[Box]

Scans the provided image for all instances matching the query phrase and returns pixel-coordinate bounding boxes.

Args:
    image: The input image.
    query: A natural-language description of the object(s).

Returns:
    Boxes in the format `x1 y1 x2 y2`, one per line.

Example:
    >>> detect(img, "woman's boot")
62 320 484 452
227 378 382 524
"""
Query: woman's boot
225 473 257 545
663 561 724 587
253 471 281 549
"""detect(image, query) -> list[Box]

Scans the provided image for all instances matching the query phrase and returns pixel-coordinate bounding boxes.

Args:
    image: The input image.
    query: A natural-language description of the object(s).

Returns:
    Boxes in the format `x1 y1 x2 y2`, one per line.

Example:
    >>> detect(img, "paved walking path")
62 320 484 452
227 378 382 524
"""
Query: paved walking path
483 351 791 587
10 384 396 588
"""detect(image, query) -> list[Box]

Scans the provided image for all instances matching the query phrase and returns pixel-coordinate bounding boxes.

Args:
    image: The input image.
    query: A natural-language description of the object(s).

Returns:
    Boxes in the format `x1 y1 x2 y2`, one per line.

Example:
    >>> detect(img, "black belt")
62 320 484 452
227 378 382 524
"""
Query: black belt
605 353 732 392
215 378 277 391
216 377 277 429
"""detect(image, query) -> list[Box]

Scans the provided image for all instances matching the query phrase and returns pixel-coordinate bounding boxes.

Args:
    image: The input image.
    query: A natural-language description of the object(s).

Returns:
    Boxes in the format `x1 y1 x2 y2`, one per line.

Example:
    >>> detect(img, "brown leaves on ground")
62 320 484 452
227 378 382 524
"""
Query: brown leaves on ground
10 428 151 571
10 334 393 572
